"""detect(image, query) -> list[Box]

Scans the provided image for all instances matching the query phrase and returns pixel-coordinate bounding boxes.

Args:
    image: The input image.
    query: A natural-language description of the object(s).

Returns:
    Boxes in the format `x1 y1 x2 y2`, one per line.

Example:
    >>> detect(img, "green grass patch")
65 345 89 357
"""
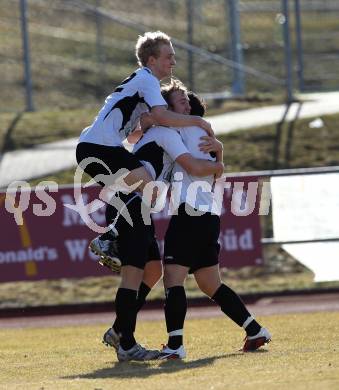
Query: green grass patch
1 312 339 389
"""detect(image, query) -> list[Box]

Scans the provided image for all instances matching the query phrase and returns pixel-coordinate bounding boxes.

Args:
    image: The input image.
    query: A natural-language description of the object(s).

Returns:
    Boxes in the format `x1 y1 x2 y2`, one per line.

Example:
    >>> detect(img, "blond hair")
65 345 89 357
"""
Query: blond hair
161 78 188 107
135 31 172 67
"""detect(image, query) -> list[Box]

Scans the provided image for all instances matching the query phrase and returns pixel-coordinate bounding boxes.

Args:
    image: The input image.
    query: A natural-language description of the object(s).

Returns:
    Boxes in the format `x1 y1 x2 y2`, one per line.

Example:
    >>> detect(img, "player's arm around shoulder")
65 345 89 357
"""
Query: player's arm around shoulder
176 153 224 178
150 106 214 136
158 128 224 178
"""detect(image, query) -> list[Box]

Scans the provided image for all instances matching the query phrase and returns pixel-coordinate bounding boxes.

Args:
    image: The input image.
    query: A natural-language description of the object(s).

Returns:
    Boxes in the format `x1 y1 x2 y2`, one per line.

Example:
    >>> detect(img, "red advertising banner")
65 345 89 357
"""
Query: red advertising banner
0 177 262 283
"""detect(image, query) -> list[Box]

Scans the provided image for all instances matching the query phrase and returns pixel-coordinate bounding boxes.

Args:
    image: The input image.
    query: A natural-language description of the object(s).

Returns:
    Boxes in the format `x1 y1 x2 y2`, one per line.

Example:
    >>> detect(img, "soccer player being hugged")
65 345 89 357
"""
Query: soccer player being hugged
99 89 223 360
76 31 215 362
155 80 272 359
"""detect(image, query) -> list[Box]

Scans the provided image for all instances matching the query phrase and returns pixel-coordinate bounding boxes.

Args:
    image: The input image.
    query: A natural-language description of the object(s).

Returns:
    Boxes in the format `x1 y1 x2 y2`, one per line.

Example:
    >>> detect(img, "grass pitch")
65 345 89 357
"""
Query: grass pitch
1 312 339 390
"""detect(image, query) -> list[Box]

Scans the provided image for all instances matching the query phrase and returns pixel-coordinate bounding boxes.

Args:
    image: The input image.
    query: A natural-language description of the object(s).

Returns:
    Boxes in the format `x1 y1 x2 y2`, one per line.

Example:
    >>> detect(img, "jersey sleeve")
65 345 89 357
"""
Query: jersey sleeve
139 72 168 108
180 127 215 161
158 128 190 161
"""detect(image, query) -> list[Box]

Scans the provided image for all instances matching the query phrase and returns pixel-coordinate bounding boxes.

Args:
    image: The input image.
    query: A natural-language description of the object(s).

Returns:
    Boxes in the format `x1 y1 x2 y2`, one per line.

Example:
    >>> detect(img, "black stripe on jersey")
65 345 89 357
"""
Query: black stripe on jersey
134 142 164 179
114 72 137 93
104 92 145 131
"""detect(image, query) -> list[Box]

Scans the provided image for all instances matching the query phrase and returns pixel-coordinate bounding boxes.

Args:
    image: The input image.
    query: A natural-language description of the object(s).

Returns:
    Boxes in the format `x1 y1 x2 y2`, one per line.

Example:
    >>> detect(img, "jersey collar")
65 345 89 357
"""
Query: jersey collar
143 66 153 75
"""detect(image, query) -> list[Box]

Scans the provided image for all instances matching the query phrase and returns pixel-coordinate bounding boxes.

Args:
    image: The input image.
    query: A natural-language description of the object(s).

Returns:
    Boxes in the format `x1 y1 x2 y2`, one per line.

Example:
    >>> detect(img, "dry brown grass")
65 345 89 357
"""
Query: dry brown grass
1 312 339 389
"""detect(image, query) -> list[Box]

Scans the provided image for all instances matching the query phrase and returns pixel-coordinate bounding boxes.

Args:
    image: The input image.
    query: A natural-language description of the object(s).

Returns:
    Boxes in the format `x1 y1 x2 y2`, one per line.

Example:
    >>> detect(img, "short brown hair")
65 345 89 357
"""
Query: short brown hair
135 31 172 67
161 78 188 108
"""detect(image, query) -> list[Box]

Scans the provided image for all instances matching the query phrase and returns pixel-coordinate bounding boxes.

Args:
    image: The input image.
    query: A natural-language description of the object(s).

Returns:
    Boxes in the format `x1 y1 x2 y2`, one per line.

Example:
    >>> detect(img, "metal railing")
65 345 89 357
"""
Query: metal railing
225 165 339 246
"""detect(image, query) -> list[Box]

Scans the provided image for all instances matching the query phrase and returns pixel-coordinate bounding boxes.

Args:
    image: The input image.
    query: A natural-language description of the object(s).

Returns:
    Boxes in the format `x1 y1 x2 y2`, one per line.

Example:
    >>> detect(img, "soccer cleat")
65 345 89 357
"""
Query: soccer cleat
242 327 271 352
117 343 160 362
158 344 186 360
98 255 121 274
89 232 121 273
102 327 120 351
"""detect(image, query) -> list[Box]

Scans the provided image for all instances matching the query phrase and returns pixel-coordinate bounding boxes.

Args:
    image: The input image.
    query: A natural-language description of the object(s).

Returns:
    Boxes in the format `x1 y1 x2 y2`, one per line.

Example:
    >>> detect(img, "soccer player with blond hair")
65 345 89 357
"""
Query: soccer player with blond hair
76 31 216 362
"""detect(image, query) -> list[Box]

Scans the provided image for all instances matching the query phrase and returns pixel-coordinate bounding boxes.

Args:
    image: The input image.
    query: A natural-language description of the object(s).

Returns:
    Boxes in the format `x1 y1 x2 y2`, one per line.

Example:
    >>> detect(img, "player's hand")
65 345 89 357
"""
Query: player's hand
199 136 223 154
215 162 224 178
127 127 143 144
198 117 215 137
140 112 154 132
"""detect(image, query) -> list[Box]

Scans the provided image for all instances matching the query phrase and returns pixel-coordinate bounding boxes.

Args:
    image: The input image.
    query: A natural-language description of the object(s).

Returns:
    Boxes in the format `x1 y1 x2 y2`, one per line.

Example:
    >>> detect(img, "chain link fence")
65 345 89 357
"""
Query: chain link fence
0 0 338 112
296 0 339 91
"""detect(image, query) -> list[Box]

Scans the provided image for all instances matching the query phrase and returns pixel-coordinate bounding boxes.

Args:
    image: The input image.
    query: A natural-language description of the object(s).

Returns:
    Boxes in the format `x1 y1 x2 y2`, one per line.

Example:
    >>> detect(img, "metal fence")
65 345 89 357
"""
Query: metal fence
295 0 339 91
226 165 339 241
1 0 339 112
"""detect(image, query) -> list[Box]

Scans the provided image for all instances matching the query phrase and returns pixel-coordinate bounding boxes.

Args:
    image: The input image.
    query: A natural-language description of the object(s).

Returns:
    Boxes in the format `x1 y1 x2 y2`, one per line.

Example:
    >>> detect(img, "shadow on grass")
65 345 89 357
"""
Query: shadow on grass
62 352 250 379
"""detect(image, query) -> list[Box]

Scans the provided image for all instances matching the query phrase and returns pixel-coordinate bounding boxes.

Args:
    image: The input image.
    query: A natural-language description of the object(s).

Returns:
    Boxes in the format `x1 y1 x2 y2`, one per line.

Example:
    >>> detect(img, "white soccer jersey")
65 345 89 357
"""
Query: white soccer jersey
132 126 189 183
171 126 218 214
78 68 167 147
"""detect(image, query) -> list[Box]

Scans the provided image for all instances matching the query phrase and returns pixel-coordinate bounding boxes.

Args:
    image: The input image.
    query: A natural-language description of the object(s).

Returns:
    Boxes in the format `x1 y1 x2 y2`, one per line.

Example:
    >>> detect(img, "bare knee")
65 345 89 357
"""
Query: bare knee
143 260 163 288
196 279 219 297
124 166 152 191
163 265 188 288
163 267 179 288
120 265 144 290
194 266 222 298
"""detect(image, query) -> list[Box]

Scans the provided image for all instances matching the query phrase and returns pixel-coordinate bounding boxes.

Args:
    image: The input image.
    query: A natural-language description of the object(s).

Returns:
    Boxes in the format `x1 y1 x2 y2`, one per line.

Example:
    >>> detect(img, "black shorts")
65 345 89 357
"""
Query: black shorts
76 142 143 186
105 192 161 269
164 203 220 273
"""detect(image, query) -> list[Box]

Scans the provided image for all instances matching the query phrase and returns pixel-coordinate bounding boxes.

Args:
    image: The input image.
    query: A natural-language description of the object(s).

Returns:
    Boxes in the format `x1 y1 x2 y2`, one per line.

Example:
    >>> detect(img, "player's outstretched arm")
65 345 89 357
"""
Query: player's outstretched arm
150 106 214 137
176 153 224 177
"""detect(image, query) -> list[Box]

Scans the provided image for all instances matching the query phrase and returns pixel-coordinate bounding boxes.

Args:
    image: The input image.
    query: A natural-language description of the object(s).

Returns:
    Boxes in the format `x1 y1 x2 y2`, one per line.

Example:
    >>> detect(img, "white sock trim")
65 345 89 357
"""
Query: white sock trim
242 316 254 329
169 329 183 337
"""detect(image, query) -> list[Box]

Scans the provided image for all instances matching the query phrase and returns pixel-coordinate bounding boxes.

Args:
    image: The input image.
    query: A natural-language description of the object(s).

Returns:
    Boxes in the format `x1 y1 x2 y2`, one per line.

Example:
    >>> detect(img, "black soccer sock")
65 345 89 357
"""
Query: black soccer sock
212 284 261 334
164 286 187 350
114 288 137 350
136 282 152 312
243 316 262 337
113 282 151 333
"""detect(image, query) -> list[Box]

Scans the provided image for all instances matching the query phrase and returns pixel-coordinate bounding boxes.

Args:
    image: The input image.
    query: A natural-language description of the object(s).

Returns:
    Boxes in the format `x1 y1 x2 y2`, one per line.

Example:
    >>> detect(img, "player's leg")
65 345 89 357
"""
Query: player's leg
110 261 163 338
112 265 160 361
92 169 158 269
138 219 164 299
194 265 271 352
115 265 143 350
194 264 256 327
123 166 154 192
111 221 162 345
95 193 138 273
102 196 160 361
142 260 163 289
109 216 163 336
76 142 153 190
103 211 162 359
159 264 189 360
158 207 196 359
76 143 155 267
